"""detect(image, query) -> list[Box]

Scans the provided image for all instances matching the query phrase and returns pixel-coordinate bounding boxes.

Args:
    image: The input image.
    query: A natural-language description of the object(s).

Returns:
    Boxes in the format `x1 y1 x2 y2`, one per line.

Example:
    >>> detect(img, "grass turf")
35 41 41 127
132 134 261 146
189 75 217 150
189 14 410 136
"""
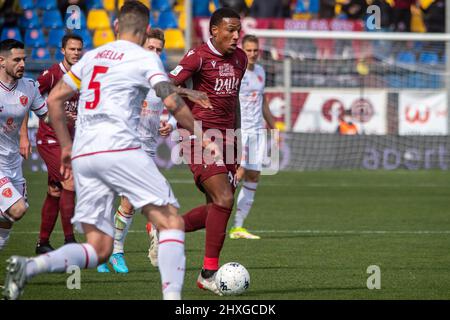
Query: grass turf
1 169 449 299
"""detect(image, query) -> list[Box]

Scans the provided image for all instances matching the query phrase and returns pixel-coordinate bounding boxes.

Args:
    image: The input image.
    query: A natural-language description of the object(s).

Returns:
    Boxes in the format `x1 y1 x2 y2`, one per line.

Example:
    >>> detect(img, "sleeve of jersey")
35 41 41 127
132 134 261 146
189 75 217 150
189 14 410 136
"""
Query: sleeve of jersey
167 112 177 128
144 54 169 88
36 70 51 95
168 50 201 86
31 85 48 117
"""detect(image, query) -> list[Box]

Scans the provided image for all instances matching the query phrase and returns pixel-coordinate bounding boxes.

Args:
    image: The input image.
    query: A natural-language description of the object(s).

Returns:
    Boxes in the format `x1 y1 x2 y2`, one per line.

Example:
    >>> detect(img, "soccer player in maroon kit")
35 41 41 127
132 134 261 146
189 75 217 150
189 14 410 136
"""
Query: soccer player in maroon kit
169 7 247 295
34 34 83 253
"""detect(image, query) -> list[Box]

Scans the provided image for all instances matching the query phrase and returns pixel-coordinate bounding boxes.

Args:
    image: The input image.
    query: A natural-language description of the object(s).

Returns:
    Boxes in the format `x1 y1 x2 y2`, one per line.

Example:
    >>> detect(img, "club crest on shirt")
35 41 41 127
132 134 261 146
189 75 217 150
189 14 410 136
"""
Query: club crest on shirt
2 188 12 198
6 117 13 126
19 95 28 107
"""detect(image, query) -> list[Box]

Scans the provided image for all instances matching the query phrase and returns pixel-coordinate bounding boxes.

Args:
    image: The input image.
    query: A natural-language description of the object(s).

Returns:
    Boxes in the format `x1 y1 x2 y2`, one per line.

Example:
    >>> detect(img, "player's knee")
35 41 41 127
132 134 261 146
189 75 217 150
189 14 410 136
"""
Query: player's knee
48 185 61 197
245 170 260 183
7 200 28 222
94 245 113 263
214 192 234 209
157 214 184 231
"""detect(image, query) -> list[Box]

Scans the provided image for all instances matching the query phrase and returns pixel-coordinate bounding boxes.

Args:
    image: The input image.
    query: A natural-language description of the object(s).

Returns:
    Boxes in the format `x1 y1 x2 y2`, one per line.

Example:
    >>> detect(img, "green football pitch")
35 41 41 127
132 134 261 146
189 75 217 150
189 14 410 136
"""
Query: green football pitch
1 169 449 300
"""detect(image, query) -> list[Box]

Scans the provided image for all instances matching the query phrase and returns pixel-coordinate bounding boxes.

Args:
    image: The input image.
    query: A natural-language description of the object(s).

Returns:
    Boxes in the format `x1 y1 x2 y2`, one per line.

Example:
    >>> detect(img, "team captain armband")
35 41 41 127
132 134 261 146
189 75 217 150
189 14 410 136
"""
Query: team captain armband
63 71 81 91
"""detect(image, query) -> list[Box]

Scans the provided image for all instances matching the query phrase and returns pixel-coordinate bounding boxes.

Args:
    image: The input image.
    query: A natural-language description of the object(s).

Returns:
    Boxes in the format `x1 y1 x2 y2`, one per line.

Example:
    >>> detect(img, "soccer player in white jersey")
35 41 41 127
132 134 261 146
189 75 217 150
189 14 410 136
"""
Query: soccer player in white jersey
2 1 213 300
97 28 176 273
229 35 277 240
0 39 48 251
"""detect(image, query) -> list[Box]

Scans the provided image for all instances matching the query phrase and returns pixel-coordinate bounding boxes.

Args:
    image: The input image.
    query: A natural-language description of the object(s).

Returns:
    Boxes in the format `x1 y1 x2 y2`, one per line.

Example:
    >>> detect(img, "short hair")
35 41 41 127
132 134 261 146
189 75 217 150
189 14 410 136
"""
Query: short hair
61 34 83 48
118 0 149 36
242 34 259 46
0 39 25 56
147 28 165 46
209 7 240 35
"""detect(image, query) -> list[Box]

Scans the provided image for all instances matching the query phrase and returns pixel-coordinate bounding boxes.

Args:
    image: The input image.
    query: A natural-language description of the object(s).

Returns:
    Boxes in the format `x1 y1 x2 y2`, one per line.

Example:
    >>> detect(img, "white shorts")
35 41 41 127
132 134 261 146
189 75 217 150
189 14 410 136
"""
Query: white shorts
0 165 27 215
240 130 267 172
71 148 179 237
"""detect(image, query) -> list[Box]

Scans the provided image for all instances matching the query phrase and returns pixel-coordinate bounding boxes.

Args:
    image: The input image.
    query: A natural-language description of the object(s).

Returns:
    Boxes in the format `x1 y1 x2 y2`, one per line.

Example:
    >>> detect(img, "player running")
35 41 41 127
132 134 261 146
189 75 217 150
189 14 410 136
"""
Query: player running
97 28 176 273
229 35 277 240
2 1 212 300
0 39 48 251
33 34 83 254
169 7 247 295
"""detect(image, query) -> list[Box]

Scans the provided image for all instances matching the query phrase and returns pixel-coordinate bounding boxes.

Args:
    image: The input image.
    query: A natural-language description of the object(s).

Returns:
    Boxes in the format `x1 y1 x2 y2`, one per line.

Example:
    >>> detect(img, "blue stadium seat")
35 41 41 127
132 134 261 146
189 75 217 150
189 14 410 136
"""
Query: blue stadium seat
419 52 439 65
152 0 171 11
31 47 51 60
42 10 64 29
48 29 66 48
295 0 307 13
65 8 87 30
157 10 178 29
396 51 416 64
19 0 35 10
193 0 211 17
149 14 157 28
386 74 404 88
1 27 23 41
19 9 40 29
86 0 104 10
54 49 64 61
160 49 167 68
36 0 57 10
73 29 93 49
25 29 47 47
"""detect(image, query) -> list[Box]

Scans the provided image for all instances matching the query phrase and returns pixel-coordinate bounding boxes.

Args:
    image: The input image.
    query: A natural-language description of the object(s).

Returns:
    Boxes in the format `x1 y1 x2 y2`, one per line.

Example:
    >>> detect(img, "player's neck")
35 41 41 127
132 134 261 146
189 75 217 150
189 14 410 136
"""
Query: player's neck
247 63 255 71
62 59 71 72
119 33 145 47
210 38 226 56
0 71 16 86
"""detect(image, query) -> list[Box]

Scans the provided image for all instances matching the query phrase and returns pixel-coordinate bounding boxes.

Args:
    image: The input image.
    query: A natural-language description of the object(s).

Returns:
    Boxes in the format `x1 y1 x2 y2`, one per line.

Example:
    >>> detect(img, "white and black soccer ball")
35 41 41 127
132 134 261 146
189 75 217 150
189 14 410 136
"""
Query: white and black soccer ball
215 262 250 296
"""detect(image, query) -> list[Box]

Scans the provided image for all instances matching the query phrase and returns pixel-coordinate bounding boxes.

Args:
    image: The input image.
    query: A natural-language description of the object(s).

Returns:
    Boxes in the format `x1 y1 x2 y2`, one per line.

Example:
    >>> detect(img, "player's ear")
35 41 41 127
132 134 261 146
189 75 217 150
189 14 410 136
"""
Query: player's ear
211 25 219 38
113 18 119 35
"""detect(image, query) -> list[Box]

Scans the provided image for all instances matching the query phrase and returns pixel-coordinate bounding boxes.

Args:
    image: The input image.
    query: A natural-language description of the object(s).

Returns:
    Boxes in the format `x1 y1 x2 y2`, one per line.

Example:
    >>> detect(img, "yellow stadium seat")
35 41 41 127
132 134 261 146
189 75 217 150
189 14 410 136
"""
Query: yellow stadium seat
118 0 125 9
87 9 111 30
245 0 254 7
178 11 186 30
164 29 185 50
174 0 184 13
138 0 150 8
93 28 115 47
103 0 115 11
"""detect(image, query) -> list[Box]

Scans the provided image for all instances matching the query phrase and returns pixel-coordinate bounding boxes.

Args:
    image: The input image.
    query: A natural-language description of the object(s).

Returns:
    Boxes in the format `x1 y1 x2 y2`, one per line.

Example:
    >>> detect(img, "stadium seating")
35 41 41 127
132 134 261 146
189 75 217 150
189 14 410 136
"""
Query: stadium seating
158 10 178 29
149 14 157 28
103 0 116 11
42 10 64 29
0 27 22 41
36 0 57 10
178 10 186 30
25 28 47 47
396 51 416 64
419 52 439 65
86 0 104 10
87 9 111 30
19 10 41 29
164 29 185 50
54 48 64 60
19 0 35 10
74 28 94 49
152 0 171 11
193 0 211 17
48 29 66 48
31 47 51 60
93 28 115 47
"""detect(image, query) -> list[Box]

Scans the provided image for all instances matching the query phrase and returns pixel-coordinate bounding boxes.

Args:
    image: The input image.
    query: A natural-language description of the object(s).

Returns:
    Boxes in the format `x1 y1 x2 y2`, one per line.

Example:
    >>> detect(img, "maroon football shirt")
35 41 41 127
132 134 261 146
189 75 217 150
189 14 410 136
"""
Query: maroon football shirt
169 39 247 131
36 62 79 145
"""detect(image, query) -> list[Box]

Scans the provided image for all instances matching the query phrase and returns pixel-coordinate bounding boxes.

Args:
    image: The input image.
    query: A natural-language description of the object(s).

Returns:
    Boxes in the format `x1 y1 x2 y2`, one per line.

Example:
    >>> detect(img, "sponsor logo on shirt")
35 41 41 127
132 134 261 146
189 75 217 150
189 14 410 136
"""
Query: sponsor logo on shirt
2 188 12 198
219 63 234 77
19 95 28 106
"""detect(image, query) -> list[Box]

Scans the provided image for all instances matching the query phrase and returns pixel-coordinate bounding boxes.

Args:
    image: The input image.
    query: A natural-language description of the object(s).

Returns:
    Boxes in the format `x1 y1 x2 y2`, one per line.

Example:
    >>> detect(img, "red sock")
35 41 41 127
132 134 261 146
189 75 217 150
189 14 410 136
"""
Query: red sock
204 203 232 270
60 189 76 242
183 204 210 232
39 194 60 243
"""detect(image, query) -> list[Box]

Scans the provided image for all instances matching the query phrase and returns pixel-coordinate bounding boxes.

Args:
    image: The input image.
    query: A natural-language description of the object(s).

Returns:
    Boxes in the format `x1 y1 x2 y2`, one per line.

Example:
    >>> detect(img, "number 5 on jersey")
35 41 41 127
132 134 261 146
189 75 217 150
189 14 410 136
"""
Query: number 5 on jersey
86 66 109 109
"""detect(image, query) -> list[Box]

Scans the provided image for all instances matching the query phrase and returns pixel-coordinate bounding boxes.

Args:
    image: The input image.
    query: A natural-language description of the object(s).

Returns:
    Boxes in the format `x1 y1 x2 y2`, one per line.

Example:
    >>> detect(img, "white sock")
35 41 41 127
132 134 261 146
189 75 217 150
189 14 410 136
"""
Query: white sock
158 229 185 300
26 243 98 279
113 206 134 255
0 227 11 251
234 181 258 228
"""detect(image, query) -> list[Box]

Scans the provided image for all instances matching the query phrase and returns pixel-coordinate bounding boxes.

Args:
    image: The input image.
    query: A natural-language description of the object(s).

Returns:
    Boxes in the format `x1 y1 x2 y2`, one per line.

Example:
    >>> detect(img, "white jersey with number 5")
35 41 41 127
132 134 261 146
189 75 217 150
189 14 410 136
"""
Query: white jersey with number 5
239 64 265 132
63 40 168 159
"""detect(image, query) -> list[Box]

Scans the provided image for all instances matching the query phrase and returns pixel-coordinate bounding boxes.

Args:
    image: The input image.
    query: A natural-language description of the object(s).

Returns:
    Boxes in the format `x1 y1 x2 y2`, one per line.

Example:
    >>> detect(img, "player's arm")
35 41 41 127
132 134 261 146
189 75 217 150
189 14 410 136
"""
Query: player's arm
235 96 241 130
172 86 211 109
19 112 31 160
47 79 77 179
262 96 276 130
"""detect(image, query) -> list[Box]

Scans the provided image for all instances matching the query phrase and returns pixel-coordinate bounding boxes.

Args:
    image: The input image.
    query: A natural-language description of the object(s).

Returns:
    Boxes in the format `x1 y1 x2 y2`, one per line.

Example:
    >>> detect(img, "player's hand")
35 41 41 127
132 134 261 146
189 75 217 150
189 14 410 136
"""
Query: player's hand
158 121 173 136
19 136 32 160
235 166 244 184
185 89 212 109
65 111 77 123
60 145 73 180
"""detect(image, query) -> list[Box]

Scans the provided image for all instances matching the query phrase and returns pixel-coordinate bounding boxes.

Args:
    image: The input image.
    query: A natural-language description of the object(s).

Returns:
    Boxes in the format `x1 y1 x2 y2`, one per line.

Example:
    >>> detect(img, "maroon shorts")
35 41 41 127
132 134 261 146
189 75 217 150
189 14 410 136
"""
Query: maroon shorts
37 143 63 186
183 136 238 194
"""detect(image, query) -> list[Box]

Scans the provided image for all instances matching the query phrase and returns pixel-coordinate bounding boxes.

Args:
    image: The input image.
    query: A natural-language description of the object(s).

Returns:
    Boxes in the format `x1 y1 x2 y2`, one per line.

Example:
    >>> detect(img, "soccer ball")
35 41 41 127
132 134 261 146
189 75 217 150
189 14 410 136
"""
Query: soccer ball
215 262 250 295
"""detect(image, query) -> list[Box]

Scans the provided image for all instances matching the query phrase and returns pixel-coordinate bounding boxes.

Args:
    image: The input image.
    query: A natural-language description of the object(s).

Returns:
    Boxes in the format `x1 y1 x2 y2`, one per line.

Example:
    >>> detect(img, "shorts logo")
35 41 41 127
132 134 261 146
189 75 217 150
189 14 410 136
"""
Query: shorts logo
2 188 12 198
142 100 148 109
6 117 13 126
19 95 28 107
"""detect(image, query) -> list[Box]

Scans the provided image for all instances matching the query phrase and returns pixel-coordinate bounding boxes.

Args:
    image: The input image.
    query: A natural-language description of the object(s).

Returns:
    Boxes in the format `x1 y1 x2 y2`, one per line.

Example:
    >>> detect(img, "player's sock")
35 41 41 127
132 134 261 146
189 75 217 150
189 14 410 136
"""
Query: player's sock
204 203 232 270
113 206 134 254
39 193 60 244
158 229 185 300
0 227 11 250
182 204 210 232
60 189 76 243
25 243 98 279
234 181 258 228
